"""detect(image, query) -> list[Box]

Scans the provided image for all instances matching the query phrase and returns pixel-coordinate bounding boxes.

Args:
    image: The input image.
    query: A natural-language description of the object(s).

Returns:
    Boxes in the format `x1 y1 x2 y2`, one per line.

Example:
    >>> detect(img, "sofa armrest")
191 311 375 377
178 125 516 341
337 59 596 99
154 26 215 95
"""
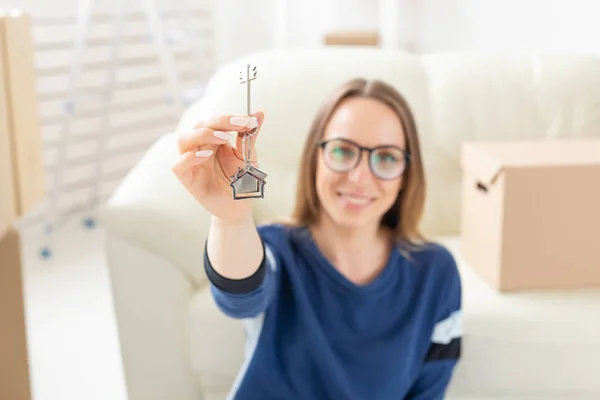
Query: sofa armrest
104 235 202 400
98 132 211 288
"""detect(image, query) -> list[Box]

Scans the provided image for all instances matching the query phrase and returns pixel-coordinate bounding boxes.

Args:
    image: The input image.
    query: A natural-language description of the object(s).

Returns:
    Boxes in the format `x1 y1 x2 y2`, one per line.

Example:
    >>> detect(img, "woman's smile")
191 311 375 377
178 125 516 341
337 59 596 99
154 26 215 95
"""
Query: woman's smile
337 191 376 209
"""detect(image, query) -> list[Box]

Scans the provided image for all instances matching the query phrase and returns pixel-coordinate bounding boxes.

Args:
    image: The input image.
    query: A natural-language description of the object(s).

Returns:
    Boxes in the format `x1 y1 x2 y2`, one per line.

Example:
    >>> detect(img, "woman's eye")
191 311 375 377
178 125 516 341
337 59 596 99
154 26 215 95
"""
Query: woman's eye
332 146 355 159
375 152 398 164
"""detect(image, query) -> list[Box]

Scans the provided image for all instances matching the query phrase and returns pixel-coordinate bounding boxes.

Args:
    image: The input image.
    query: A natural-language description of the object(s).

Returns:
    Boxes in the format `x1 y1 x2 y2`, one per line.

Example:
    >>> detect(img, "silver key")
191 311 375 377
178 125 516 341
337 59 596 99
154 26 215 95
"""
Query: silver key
240 64 257 116
229 64 267 200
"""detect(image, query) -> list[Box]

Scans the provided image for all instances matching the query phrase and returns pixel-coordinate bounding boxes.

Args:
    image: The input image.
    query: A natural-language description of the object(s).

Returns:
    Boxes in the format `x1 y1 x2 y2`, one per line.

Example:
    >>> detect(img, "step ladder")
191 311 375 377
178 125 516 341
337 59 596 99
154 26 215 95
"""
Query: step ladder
40 0 203 258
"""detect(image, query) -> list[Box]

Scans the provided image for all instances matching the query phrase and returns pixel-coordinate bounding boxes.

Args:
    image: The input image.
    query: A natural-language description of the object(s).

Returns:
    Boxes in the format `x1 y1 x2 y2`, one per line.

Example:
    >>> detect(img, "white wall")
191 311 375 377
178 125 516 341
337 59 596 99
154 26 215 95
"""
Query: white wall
212 0 275 65
4 0 600 63
212 0 381 64
5 0 599 72
455 0 600 53
215 0 600 57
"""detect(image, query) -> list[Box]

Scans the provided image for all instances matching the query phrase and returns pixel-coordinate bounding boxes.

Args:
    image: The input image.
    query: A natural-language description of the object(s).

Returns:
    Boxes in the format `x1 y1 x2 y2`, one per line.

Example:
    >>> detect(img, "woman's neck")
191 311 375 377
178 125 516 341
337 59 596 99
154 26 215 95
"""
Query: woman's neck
310 215 393 285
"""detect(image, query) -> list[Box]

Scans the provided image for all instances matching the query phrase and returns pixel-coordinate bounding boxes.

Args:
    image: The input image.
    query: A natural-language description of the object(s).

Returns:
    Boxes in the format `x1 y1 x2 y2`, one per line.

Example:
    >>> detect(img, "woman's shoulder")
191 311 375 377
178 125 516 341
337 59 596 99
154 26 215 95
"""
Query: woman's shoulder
397 240 460 281
398 240 462 312
406 240 456 264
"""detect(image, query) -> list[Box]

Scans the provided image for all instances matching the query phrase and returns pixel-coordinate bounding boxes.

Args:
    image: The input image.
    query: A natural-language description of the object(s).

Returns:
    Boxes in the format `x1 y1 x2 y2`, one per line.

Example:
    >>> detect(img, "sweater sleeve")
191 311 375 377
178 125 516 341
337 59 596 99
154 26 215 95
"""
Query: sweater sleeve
406 256 462 400
204 238 279 319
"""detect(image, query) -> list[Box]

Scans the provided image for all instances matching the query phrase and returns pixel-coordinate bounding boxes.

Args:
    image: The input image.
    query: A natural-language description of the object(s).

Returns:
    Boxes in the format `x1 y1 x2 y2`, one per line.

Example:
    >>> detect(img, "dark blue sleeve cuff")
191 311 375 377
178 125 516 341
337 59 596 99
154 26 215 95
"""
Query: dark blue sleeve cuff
204 239 266 294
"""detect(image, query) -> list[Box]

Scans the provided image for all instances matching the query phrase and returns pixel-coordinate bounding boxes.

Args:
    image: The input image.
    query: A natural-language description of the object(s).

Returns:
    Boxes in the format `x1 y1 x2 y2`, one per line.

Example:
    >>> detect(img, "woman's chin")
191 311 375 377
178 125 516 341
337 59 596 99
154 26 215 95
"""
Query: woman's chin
329 208 377 230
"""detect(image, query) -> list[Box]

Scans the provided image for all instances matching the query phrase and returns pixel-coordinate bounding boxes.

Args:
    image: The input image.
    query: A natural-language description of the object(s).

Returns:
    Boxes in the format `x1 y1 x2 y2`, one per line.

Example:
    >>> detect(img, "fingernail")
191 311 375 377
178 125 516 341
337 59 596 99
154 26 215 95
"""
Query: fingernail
213 131 233 141
230 116 258 129
195 150 213 157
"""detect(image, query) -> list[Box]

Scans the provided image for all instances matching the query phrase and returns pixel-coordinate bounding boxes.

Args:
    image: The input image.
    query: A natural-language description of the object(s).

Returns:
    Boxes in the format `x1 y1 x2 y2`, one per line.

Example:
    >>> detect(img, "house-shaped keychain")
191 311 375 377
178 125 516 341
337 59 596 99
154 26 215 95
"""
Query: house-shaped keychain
229 164 267 199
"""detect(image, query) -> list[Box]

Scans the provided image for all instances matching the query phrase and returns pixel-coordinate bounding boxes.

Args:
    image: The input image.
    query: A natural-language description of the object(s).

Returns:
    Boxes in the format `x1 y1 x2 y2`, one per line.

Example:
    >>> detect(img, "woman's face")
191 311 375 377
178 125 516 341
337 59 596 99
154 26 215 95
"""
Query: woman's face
315 97 407 230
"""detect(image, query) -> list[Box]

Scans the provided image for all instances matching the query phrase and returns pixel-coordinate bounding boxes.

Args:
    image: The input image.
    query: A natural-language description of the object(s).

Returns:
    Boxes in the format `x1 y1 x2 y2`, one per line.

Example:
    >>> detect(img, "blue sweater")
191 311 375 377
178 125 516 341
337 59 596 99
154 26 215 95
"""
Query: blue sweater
204 224 462 400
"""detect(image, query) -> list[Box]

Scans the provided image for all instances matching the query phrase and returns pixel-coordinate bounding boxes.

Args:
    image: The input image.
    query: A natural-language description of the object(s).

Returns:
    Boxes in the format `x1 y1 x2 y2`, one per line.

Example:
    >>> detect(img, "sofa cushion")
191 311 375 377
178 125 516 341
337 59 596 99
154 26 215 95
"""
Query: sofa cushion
440 237 600 398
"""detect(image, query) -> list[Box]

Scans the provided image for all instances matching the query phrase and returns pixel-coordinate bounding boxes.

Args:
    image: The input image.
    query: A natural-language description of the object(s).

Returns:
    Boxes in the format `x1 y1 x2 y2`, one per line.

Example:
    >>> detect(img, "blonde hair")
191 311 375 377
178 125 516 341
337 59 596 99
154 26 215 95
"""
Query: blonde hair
284 78 427 248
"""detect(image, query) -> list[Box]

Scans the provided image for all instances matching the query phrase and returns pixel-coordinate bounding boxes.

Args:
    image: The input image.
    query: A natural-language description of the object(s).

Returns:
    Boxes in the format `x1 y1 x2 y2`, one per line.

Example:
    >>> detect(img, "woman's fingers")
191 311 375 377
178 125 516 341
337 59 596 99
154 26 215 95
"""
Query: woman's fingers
171 150 213 188
197 114 259 133
177 127 236 154
176 111 264 166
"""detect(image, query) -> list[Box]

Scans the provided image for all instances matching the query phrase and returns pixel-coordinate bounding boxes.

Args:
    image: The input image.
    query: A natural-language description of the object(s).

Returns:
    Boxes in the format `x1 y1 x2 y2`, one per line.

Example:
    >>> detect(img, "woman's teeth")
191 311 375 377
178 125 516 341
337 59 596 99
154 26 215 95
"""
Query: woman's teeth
339 193 372 205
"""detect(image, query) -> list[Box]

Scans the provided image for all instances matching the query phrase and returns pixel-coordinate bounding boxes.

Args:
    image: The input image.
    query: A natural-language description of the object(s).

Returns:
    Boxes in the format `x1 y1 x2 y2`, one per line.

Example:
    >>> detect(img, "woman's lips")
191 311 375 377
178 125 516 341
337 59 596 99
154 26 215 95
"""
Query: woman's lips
337 192 375 208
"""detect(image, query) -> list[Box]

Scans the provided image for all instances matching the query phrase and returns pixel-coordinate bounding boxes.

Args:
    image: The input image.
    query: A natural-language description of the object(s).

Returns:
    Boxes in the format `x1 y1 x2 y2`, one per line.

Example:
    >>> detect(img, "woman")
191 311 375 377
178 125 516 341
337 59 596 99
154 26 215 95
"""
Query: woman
172 78 462 399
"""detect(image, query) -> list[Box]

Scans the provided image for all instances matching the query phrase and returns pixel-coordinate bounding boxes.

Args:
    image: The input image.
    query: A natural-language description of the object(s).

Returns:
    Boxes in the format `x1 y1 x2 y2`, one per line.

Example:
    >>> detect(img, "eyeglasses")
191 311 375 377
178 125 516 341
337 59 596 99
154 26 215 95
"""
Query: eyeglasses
317 138 411 180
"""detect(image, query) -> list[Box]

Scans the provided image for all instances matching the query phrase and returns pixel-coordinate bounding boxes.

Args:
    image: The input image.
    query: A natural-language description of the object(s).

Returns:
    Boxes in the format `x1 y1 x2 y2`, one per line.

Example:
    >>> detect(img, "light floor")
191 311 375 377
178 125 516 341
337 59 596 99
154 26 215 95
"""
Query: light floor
20 214 126 400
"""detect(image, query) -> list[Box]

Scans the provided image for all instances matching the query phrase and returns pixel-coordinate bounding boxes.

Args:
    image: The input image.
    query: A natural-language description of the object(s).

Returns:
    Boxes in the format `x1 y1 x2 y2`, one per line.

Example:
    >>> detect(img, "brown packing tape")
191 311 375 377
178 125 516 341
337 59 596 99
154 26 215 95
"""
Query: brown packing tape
0 10 45 219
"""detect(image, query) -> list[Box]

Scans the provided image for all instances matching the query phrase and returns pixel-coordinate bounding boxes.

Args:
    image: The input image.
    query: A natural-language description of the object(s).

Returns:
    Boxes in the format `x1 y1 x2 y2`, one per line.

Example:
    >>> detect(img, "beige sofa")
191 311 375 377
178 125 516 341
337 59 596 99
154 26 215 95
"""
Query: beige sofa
99 47 600 400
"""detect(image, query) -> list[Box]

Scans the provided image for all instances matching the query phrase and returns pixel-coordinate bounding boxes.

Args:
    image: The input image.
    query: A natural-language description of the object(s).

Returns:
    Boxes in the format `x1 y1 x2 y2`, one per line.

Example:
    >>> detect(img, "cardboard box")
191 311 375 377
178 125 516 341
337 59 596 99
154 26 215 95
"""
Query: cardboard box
0 11 41 399
0 10 45 235
324 31 379 46
460 139 600 292
0 228 31 400
0 13 15 238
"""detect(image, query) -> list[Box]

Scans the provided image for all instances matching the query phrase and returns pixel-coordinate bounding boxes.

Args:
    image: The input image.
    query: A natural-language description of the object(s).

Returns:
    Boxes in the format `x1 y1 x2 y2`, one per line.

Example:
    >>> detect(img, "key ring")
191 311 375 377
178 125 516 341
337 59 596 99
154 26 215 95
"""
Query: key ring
241 127 257 164
242 134 251 164
245 126 258 139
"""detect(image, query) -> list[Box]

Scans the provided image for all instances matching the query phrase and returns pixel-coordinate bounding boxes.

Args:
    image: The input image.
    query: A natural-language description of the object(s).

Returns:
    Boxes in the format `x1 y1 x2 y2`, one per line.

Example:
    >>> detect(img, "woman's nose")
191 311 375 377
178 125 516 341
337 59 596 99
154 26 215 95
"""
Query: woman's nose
347 153 372 183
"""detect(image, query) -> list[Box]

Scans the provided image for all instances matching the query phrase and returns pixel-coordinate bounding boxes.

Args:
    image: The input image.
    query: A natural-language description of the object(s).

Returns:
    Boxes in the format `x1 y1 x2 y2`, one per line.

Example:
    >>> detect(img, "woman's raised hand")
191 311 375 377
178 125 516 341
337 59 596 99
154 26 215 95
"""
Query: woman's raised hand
172 111 265 223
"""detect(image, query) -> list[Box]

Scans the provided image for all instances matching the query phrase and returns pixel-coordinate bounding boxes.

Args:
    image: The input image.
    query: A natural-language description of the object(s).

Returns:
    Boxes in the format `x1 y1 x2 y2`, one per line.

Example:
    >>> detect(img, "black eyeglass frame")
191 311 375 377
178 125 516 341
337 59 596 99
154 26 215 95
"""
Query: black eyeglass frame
317 138 411 180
